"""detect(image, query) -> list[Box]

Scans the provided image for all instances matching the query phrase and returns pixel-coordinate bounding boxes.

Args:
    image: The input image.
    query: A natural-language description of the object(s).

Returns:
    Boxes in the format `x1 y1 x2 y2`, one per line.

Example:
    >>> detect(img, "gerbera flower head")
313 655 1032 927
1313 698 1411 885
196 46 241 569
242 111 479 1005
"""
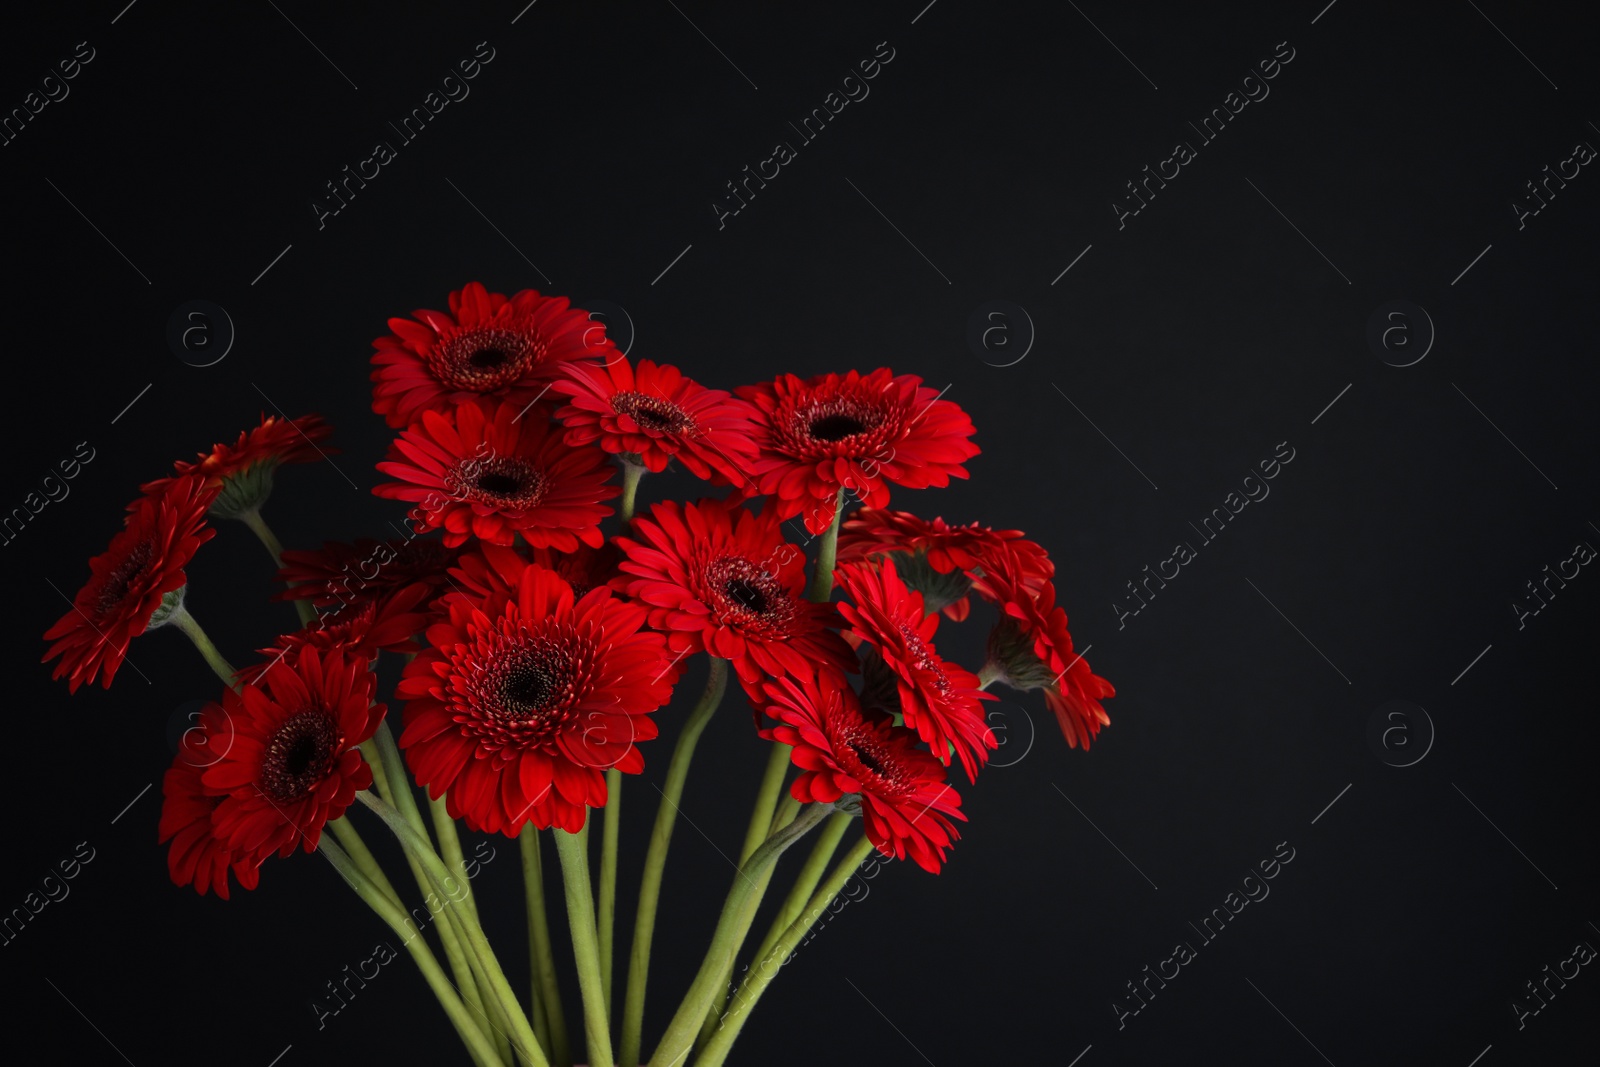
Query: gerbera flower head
978 551 1115 750
761 664 964 873
834 558 996 782
374 399 617 550
398 562 675 835
612 497 856 692
371 282 613 428
142 413 335 519
274 537 460 611
202 647 383 862
159 702 260 898
735 368 980 534
43 475 216 693
553 357 759 485
241 583 434 682
838 507 1053 620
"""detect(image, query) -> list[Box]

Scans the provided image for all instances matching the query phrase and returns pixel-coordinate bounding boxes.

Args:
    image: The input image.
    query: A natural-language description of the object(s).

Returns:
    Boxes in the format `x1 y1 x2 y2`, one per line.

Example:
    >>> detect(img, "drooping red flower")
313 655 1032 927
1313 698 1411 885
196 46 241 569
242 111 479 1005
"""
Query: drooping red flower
735 368 980 534
552 357 759 484
761 664 964 873
371 282 613 429
374 400 617 550
141 413 335 518
274 537 460 611
612 497 856 693
202 647 383 861
977 548 1115 750
43 475 217 693
240 584 435 682
838 507 1053 620
834 559 995 782
158 703 260 898
398 562 675 835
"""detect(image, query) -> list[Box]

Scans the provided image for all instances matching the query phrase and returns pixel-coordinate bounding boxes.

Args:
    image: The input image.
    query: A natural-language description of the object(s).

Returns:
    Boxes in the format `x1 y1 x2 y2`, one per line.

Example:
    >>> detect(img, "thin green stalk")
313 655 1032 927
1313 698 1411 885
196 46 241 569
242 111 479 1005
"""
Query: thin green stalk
168 604 237 687
806 489 846 602
599 767 621 1015
372 721 496 1058
554 825 614 1067
319 835 504 1067
360 791 549 1067
748 812 852 968
739 744 792 864
521 826 571 1067
239 506 316 625
618 657 729 1067
649 803 833 1067
695 836 878 1067
618 461 645 523
430 794 481 923
327 815 403 909
693 792 804 1047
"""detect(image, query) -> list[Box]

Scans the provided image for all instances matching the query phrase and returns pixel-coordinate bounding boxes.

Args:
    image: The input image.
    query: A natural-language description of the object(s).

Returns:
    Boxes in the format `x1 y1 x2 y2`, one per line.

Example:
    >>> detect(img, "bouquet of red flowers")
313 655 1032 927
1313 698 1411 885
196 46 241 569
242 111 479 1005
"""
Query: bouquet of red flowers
44 281 1114 1067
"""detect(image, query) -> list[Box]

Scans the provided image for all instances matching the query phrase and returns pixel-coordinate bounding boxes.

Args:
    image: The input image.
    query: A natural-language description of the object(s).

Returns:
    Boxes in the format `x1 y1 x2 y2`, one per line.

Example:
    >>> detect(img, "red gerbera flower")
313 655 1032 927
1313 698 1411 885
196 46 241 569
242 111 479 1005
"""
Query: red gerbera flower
834 559 996 782
761 665 964 874
552 357 759 484
398 562 674 835
612 497 856 692
374 400 617 550
735 368 980 534
838 507 1053 620
371 281 612 429
158 704 260 898
451 541 622 605
142 413 335 519
43 475 217 693
274 537 460 611
202 647 383 861
240 584 435 683
977 549 1115 750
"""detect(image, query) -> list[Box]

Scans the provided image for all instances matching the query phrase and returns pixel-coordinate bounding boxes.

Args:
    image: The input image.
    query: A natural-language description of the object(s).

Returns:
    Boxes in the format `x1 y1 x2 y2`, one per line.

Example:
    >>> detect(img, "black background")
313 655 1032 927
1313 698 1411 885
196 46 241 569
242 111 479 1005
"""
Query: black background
4 2 1597 1064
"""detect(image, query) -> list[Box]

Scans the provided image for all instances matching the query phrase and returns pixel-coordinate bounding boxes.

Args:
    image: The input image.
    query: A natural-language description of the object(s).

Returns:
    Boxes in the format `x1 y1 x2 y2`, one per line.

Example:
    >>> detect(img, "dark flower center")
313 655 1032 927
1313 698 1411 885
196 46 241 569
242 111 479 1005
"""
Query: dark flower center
448 456 549 511
703 555 794 635
723 578 768 614
261 709 341 802
849 740 885 774
810 414 867 441
613 392 694 435
431 326 540 391
456 631 591 750
98 540 155 615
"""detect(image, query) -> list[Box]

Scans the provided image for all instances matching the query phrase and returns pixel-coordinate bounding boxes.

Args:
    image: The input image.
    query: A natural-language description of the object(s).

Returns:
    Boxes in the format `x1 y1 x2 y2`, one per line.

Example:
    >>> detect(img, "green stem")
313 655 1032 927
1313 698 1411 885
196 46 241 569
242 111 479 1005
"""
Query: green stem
649 803 833 1067
694 799 798 1054
360 791 549 1067
168 604 237 687
618 461 645 524
240 506 316 626
554 825 614 1067
618 656 729 1067
739 744 793 865
373 720 496 1058
521 825 571 1067
327 815 403 909
430 794 481 924
748 812 852 968
319 835 505 1067
599 767 622 1016
806 490 846 602
695 836 878 1067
